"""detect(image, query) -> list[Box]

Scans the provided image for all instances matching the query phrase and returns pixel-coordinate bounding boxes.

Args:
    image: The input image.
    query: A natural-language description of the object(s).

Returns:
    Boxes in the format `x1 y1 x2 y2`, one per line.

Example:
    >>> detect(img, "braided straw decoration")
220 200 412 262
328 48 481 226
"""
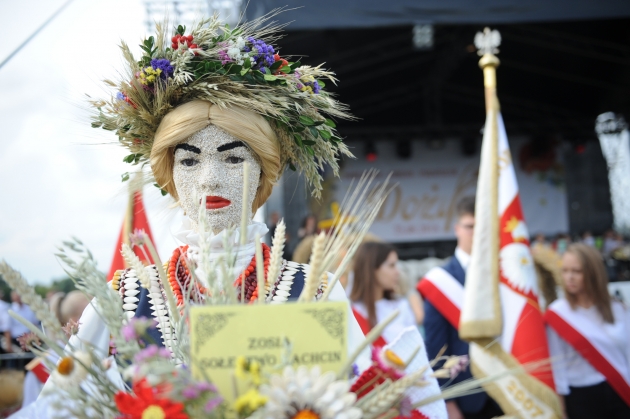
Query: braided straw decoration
299 231 326 301
265 220 286 293
359 368 428 419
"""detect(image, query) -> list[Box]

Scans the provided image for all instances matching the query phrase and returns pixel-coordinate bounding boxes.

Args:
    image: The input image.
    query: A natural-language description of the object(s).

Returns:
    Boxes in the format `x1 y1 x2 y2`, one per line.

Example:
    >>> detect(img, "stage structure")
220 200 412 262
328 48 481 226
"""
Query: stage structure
596 112 630 236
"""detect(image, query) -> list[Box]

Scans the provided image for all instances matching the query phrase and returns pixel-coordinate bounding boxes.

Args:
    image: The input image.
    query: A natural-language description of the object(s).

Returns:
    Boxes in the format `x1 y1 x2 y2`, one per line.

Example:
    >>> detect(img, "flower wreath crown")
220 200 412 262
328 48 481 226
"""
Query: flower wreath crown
89 13 354 198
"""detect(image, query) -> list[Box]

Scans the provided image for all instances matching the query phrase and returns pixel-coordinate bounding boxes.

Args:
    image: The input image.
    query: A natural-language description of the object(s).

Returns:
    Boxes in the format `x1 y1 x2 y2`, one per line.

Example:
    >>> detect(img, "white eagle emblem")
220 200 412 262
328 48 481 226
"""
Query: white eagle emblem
500 243 538 295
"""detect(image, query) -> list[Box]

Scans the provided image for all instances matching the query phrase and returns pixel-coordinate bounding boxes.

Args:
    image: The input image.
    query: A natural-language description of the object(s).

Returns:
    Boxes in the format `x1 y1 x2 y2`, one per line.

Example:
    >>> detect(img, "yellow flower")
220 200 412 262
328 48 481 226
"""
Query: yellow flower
141 405 166 419
235 356 248 379
234 388 267 414
300 85 314 94
300 75 315 83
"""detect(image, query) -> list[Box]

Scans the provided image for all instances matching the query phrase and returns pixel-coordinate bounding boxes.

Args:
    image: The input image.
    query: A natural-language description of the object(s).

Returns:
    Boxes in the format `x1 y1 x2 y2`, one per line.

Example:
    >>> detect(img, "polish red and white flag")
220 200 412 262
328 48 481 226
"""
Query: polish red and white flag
459 110 561 419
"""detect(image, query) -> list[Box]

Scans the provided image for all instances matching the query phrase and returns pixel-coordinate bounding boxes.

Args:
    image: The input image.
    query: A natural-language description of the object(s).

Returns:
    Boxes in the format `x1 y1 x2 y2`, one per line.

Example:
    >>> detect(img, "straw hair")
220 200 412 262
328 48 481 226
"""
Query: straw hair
150 100 281 211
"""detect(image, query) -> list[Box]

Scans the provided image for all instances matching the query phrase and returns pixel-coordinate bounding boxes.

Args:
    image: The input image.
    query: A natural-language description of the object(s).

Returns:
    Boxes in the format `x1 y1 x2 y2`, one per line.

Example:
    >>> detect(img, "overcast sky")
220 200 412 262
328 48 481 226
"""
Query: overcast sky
0 0 192 285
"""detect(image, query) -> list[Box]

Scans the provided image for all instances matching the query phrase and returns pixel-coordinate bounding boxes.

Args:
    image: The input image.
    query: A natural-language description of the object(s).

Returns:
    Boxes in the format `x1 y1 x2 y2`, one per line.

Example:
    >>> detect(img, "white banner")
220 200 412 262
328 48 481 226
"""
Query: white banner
337 138 568 243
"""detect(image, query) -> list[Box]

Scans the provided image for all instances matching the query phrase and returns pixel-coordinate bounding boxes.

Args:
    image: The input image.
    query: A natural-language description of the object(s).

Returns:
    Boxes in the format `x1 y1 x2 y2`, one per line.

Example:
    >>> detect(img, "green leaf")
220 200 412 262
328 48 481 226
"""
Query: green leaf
299 115 315 126
324 119 337 128
121 172 130 182
264 74 278 81
303 140 316 146
305 145 315 156
316 79 325 88
154 183 168 196
290 61 301 70
280 66 291 74
309 126 319 138
177 25 185 36
243 58 251 69
289 162 297 171
240 68 250 76
270 60 283 71
227 64 242 74
294 134 303 147
331 136 343 143
318 130 332 140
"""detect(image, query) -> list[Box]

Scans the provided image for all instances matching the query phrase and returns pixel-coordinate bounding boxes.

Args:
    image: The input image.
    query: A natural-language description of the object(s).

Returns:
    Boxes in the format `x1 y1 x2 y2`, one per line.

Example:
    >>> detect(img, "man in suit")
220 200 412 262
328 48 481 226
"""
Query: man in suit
423 197 503 419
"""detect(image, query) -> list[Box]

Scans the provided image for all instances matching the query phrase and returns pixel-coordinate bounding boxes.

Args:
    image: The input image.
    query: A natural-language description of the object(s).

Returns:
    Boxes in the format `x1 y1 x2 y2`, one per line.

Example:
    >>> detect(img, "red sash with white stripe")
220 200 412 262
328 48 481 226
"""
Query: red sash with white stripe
544 300 630 406
416 267 463 329
351 307 387 348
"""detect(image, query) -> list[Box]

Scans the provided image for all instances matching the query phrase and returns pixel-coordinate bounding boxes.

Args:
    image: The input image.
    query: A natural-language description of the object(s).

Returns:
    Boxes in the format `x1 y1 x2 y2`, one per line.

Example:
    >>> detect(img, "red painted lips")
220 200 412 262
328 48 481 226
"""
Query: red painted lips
205 196 231 209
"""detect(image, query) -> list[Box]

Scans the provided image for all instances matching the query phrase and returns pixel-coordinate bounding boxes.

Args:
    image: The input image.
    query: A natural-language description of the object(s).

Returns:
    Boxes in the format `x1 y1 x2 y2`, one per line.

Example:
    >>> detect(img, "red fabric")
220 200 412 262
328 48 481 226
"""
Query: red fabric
29 359 49 383
351 307 387 348
417 279 460 329
511 302 555 388
545 310 630 407
107 191 156 280
499 195 556 390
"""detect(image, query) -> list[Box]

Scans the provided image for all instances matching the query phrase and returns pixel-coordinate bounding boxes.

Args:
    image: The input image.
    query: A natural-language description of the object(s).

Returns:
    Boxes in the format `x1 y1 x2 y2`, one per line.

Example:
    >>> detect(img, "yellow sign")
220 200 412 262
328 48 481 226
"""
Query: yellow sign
190 301 348 402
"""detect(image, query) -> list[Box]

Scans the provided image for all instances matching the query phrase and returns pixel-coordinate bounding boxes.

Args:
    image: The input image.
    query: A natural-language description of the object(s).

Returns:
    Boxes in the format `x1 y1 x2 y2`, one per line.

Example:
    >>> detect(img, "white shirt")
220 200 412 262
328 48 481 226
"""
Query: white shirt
9 302 39 338
0 300 10 332
353 298 417 344
454 247 470 271
547 303 629 394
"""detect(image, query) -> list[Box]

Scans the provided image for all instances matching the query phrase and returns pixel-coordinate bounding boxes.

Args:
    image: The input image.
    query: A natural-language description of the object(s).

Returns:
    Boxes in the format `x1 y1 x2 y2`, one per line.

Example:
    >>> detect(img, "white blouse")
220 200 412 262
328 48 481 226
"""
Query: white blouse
547 301 630 395
353 298 418 344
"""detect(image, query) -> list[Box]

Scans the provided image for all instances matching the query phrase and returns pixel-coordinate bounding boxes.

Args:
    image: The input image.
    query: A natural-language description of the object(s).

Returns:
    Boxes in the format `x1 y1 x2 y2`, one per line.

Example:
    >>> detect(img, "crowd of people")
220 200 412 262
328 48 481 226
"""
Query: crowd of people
269 196 630 419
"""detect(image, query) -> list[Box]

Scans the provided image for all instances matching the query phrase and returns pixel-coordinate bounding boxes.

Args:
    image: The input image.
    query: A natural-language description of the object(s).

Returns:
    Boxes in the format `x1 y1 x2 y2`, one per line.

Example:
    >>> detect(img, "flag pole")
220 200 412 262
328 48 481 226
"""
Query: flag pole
479 29 501 336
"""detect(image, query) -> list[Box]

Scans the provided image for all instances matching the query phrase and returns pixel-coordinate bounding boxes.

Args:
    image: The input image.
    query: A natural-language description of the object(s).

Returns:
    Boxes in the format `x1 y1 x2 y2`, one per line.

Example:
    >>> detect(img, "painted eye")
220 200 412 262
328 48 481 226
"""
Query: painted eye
226 156 244 164
181 158 198 167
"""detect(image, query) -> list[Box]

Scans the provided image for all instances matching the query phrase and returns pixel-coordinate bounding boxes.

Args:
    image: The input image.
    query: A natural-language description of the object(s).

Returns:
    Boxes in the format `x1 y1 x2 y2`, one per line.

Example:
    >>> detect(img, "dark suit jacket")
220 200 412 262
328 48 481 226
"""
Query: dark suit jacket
423 256 489 414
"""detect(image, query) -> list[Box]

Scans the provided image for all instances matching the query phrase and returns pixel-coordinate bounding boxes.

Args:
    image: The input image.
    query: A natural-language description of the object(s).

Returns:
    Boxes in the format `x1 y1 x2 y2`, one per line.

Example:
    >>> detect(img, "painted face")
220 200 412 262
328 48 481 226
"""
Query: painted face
172 125 261 234
561 251 585 296
375 251 400 291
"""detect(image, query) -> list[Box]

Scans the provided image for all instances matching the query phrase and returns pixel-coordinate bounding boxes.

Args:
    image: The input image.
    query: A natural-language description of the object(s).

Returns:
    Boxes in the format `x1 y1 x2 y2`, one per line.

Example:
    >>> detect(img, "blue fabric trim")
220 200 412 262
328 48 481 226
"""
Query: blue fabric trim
287 269 305 301
133 287 165 347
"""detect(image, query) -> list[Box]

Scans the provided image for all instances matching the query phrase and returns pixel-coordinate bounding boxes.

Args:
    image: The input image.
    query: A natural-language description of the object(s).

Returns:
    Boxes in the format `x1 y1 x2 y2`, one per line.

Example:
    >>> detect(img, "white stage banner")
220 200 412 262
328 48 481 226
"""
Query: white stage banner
337 138 568 243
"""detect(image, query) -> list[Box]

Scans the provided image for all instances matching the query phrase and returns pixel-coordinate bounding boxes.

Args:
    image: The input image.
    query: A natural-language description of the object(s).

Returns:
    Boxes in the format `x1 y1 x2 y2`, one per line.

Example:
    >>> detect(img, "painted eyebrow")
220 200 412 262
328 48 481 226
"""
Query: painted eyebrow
217 141 246 152
174 143 201 154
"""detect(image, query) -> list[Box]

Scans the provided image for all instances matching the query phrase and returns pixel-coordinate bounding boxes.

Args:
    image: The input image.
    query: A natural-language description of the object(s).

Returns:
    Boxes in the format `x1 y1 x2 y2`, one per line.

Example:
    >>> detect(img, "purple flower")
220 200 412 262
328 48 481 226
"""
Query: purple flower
121 323 137 342
150 58 174 79
195 382 216 392
134 344 171 363
182 386 199 399
247 37 275 71
116 92 126 101
205 396 223 412
312 80 321 94
350 363 360 378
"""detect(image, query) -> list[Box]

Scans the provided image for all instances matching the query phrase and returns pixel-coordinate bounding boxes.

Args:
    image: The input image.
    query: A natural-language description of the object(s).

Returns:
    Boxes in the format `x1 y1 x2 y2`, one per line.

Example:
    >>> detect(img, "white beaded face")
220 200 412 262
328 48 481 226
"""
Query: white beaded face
173 125 261 234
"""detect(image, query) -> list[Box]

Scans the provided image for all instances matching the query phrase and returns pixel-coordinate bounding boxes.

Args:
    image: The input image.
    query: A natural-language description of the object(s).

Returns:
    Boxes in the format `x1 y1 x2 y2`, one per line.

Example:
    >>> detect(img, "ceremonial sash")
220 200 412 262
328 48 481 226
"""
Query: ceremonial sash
26 357 50 383
417 267 463 329
544 300 630 406
351 307 387 348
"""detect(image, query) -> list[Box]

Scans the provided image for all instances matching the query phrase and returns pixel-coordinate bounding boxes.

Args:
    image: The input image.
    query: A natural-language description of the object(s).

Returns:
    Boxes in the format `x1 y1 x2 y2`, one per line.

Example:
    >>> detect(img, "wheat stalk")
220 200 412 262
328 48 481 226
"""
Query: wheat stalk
359 368 428 419
0 261 65 342
298 231 326 302
266 220 286 291
121 243 151 289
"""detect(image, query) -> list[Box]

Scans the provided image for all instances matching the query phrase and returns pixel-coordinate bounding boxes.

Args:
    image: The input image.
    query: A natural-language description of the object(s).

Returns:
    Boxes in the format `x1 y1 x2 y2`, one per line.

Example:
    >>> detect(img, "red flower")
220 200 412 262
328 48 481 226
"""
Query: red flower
115 379 188 419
